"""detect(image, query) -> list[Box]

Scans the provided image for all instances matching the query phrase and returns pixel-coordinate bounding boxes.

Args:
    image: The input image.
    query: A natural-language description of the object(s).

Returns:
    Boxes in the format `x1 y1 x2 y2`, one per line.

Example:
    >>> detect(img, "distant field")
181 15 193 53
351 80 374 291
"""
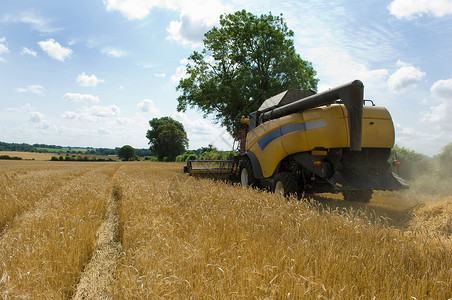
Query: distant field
0 160 450 298
0 151 118 161
0 151 55 160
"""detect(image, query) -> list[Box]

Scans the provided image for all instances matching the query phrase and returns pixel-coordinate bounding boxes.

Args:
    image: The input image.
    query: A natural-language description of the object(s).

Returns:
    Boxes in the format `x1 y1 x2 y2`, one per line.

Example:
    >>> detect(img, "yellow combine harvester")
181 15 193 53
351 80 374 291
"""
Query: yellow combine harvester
184 80 408 202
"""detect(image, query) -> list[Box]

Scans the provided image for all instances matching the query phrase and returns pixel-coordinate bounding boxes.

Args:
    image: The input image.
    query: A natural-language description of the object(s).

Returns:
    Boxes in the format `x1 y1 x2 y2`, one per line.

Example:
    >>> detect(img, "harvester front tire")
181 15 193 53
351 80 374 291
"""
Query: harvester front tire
273 172 299 198
343 190 372 203
240 158 257 187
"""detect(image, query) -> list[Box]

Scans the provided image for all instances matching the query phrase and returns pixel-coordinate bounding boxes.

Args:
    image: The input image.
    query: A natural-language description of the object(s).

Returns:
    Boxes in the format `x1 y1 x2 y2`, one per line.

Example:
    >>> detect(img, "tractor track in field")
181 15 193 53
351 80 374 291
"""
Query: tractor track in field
73 185 122 300
0 165 122 297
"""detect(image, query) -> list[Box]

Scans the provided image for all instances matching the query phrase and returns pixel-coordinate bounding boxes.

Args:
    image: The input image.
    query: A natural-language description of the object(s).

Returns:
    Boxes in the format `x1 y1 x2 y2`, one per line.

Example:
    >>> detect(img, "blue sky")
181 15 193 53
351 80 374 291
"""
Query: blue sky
1 0 451 156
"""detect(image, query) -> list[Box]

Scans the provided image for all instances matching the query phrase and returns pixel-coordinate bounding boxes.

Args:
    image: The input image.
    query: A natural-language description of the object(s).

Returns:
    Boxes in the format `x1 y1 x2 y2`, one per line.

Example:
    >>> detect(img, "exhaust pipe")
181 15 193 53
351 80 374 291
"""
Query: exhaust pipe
260 80 364 151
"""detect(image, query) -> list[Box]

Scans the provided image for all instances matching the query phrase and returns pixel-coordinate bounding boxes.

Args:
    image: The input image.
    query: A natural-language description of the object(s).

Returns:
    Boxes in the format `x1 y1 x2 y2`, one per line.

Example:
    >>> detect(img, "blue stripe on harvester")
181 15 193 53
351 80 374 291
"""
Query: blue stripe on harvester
257 128 281 150
257 119 326 151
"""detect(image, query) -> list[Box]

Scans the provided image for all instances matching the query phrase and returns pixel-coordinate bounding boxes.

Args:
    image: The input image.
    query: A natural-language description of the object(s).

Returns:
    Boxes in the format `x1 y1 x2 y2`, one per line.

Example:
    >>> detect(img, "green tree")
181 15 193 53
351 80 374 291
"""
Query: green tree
177 10 318 135
146 117 188 161
175 151 198 162
118 145 136 161
436 142 452 178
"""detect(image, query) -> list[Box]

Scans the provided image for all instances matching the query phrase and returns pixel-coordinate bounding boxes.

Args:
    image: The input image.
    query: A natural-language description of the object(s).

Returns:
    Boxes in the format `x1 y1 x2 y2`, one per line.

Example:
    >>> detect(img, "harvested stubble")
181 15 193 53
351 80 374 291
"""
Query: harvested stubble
410 197 452 238
114 163 451 299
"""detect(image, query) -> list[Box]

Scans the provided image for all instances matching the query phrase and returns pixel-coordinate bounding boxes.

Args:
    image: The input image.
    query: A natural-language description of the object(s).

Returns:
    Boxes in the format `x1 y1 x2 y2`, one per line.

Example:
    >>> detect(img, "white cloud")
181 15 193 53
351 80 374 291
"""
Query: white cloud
38 39 72 61
29 112 45 123
393 122 441 155
305 46 389 92
27 111 54 130
171 111 234 150
101 47 126 57
272 1 395 93
137 99 160 114
0 37 9 62
58 126 92 137
430 78 452 99
388 0 452 19
22 103 34 111
86 38 101 49
61 105 121 122
422 101 452 124
422 78 452 126
167 0 234 47
61 111 78 119
154 73 166 78
87 105 121 117
171 59 189 83
2 11 59 33
63 93 100 103
20 47 37 57
103 0 161 19
388 60 425 92
76 72 105 87
5 103 34 112
394 122 436 140
103 0 233 47
166 15 208 47
116 117 135 125
97 127 111 135
16 84 45 94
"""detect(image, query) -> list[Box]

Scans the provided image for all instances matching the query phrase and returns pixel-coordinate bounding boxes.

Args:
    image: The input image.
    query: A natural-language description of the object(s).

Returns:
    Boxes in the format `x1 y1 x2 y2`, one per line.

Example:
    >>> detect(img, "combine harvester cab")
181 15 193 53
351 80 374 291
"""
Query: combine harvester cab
184 80 409 203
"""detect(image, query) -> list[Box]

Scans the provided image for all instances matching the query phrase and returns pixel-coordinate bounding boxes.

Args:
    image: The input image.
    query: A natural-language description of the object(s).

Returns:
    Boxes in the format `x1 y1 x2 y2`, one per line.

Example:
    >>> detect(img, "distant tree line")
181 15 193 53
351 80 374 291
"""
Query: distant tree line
0 141 154 157
33 143 63 149
0 154 23 160
50 155 114 162
0 142 37 152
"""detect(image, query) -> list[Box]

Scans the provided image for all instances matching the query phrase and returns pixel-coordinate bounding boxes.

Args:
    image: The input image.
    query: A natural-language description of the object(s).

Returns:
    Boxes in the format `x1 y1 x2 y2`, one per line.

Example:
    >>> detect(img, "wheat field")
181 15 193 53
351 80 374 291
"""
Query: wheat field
0 160 450 299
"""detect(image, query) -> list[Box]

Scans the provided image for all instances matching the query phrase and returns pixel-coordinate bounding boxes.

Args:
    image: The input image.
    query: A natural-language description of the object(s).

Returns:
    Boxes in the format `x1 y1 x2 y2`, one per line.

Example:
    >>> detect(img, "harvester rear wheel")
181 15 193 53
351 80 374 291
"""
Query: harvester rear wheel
343 190 373 203
240 158 257 187
273 172 299 198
